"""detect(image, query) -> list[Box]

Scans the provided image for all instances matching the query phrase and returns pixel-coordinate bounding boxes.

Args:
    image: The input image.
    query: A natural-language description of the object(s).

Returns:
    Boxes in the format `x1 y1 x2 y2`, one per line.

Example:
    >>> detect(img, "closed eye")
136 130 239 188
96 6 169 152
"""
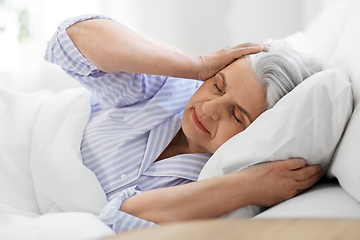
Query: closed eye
233 109 242 124
214 84 225 94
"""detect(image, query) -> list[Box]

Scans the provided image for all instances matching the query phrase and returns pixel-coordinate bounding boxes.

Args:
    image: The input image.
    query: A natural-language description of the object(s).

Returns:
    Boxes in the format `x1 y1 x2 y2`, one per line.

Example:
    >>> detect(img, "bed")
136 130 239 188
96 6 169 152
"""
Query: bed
1 0 360 239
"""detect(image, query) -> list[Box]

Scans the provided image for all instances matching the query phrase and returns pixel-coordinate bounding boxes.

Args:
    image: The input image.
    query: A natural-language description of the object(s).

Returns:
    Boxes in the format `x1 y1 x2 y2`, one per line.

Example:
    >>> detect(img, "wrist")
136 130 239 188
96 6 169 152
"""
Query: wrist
168 50 203 80
221 172 255 208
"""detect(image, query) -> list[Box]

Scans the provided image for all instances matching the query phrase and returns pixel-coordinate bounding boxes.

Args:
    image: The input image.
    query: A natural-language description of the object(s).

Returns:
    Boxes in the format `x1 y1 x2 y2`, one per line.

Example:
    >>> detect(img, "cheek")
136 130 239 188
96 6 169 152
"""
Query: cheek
212 124 243 150
185 85 210 110
193 81 213 97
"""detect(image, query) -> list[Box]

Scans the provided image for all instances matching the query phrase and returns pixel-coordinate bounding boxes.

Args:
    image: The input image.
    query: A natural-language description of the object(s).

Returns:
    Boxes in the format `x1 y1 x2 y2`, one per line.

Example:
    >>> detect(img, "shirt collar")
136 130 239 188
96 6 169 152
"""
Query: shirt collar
142 153 211 181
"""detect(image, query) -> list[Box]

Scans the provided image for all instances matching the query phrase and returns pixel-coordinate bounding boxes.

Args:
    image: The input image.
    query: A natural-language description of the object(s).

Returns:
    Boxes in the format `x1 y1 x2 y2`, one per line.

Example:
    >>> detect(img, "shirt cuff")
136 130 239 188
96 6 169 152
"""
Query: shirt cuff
99 185 158 233
44 14 112 76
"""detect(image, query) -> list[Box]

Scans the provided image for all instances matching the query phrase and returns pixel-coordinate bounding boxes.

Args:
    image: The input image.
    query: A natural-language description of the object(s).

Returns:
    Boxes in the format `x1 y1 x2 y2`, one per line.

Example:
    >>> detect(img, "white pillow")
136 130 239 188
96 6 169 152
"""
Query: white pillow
198 67 352 218
326 2 360 202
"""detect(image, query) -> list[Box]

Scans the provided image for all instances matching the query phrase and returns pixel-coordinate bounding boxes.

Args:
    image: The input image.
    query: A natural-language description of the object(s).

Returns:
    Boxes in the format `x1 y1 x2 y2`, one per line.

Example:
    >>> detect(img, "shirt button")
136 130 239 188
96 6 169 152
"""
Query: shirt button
120 174 127 180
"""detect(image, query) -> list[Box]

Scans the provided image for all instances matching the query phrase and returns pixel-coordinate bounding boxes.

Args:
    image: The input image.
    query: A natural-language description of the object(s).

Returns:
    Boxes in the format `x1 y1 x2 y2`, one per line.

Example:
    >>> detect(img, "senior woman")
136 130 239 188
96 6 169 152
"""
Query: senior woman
45 15 323 232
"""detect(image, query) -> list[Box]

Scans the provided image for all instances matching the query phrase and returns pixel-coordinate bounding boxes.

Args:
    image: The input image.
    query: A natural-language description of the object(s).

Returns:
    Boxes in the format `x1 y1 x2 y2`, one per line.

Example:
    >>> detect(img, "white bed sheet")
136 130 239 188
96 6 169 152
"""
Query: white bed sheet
0 87 115 239
255 182 360 219
0 211 114 240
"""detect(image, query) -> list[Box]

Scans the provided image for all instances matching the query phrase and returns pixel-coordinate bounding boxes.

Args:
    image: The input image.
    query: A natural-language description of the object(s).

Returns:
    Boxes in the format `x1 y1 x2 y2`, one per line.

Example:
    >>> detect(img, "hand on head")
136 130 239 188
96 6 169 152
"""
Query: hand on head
196 43 269 81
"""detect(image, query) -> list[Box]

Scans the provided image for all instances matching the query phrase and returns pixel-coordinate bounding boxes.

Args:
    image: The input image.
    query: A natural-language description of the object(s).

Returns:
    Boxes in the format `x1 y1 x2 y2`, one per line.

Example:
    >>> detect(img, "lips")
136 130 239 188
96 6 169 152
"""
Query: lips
192 110 209 133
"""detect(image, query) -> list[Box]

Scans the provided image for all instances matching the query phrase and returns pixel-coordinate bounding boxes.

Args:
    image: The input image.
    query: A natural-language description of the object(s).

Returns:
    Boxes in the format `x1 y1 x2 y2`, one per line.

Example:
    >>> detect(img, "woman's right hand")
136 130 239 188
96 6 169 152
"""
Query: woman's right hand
196 43 269 81
239 158 323 207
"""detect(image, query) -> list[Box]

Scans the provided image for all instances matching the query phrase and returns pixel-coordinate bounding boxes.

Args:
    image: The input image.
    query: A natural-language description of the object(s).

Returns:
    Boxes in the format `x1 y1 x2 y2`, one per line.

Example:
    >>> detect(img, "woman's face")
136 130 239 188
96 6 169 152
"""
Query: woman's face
182 58 267 154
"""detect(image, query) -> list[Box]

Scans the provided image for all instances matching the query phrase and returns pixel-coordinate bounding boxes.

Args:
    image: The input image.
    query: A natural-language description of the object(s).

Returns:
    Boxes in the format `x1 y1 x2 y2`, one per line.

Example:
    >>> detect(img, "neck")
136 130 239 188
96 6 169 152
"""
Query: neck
155 128 198 162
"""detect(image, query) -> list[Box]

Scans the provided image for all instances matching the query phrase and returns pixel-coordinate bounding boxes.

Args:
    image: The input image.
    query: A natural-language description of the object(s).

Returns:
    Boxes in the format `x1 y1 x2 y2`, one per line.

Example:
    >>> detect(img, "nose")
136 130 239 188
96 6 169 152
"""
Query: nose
201 99 223 121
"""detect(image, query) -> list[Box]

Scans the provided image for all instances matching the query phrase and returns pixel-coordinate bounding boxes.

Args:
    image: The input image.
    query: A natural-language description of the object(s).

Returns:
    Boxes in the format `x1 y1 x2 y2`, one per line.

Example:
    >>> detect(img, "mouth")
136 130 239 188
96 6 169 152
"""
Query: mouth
192 110 210 133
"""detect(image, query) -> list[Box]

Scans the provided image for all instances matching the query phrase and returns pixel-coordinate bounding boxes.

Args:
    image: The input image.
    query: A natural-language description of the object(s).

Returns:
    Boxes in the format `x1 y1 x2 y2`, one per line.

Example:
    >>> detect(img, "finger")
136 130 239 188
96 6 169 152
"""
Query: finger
296 167 323 190
235 42 268 49
232 45 266 57
279 158 306 171
229 43 269 58
239 42 270 51
296 189 305 195
292 164 323 181
224 42 270 54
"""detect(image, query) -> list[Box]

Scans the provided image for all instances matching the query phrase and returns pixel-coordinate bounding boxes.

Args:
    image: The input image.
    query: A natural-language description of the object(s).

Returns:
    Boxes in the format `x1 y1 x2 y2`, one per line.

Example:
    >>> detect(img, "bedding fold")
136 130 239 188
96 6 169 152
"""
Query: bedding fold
0 88 52 216
0 87 114 239
30 88 108 214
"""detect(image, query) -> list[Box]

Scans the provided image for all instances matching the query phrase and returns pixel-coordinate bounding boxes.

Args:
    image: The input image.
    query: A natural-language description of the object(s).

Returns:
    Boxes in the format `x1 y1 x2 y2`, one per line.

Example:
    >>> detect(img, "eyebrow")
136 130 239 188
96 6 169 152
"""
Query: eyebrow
219 72 252 123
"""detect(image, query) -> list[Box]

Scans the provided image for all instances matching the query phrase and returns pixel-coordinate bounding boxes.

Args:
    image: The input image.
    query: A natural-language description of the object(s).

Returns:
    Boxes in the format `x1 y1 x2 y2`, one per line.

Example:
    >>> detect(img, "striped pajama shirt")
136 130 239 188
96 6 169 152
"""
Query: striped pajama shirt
45 14 211 232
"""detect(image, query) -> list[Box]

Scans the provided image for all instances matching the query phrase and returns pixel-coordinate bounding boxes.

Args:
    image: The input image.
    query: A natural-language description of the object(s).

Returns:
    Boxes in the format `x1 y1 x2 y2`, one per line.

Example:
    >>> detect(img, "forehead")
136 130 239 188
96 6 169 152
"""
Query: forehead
221 58 267 121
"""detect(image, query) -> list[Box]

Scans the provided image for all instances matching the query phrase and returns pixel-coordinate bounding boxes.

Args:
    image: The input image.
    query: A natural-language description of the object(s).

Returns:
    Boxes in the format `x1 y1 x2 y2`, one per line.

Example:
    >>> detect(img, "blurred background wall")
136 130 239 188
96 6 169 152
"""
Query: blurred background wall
0 0 341 93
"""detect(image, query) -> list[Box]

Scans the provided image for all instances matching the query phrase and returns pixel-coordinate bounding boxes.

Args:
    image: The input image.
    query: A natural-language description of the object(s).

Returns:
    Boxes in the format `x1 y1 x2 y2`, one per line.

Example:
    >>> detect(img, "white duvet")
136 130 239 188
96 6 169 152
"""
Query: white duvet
0 88 114 240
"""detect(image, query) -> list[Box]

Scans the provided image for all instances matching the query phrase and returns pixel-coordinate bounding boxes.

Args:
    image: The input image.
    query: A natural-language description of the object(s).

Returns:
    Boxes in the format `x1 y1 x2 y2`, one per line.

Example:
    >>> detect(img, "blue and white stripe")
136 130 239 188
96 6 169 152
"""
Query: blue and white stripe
99 185 158 232
45 14 211 232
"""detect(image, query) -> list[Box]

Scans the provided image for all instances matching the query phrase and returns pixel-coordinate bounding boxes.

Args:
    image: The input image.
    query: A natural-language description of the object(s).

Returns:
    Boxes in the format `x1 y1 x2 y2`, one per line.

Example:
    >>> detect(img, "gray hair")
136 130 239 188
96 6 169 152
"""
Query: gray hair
247 40 324 109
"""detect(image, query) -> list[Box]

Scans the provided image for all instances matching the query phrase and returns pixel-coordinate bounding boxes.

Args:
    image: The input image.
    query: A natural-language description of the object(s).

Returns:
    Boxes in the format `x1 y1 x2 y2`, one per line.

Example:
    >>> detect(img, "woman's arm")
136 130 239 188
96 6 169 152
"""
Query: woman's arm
66 18 268 80
120 159 322 224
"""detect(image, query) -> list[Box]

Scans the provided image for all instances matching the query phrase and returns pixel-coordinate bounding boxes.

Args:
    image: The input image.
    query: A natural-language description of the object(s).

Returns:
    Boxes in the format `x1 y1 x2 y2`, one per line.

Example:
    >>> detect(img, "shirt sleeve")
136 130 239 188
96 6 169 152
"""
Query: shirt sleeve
44 14 169 108
98 185 158 233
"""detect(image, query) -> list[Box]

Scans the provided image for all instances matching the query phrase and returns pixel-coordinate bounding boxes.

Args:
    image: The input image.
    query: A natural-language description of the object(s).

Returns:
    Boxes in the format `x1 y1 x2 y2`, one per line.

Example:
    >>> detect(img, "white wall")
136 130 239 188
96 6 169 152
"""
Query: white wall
101 0 306 54
0 0 340 93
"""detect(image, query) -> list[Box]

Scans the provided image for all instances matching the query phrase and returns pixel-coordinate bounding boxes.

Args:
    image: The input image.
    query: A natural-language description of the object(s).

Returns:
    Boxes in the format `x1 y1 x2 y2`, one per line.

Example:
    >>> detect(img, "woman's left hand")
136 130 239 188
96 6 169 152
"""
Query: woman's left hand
239 158 323 207
196 43 269 81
